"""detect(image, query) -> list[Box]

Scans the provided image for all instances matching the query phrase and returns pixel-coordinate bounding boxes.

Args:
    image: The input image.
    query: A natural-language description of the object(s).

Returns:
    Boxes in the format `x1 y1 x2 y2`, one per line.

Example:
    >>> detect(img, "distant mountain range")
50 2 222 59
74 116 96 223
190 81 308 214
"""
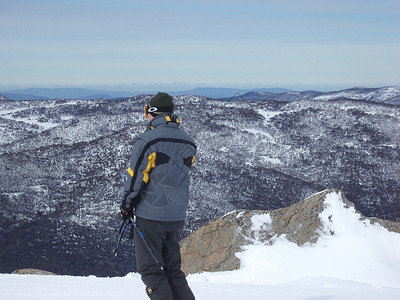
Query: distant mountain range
169 87 292 98
0 88 134 100
1 94 399 276
221 86 400 105
1 86 399 104
0 94 10 101
0 87 291 100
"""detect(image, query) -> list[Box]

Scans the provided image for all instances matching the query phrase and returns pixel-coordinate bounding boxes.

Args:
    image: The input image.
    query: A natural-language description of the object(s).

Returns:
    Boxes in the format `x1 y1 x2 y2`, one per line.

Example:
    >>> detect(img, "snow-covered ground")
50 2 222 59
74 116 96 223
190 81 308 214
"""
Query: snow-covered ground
1 191 400 299
1 274 399 300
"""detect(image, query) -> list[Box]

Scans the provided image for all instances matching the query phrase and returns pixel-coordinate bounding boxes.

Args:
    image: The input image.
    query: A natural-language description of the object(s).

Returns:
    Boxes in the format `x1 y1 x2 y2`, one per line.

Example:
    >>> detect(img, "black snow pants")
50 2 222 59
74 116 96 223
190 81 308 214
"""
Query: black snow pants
134 217 195 300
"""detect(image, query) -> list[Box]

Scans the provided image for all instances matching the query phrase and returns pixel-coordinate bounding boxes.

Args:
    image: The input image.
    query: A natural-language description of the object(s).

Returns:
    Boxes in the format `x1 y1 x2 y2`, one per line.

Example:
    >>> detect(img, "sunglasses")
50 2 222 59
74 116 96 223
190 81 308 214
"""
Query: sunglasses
144 105 159 118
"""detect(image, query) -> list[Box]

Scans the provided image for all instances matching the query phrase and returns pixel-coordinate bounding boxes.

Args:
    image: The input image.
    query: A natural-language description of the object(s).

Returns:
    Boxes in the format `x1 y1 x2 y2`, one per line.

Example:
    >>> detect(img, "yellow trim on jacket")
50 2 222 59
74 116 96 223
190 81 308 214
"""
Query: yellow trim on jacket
142 152 156 184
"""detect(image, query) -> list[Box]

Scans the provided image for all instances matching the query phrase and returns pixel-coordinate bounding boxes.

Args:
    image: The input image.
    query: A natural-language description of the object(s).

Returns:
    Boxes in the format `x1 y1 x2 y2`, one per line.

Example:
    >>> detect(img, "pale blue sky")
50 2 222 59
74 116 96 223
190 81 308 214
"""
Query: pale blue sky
1 0 399 91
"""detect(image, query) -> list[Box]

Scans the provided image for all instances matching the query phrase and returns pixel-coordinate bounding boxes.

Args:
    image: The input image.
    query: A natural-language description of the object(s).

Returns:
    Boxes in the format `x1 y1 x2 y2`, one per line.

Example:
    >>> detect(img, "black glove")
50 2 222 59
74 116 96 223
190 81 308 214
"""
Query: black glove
121 208 133 221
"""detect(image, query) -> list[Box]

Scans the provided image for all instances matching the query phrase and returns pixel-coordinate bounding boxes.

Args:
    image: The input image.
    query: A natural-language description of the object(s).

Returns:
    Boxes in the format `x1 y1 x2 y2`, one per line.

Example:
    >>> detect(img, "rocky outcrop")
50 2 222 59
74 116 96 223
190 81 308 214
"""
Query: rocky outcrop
180 188 400 275
12 268 56 275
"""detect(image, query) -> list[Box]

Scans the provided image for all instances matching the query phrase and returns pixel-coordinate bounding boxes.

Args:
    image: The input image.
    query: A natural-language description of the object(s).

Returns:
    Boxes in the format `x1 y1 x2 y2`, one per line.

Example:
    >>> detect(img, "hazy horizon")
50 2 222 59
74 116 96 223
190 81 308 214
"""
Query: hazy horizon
1 83 398 94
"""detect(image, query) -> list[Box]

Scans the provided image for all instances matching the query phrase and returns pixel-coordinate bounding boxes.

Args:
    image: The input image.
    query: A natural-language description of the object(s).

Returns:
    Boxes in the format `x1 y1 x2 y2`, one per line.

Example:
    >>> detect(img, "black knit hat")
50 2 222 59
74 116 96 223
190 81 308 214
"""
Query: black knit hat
148 92 174 115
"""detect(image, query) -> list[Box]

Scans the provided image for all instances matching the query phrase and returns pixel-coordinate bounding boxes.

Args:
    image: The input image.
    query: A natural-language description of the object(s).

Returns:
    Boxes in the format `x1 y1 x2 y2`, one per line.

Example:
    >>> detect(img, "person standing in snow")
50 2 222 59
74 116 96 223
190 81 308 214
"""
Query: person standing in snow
120 92 196 300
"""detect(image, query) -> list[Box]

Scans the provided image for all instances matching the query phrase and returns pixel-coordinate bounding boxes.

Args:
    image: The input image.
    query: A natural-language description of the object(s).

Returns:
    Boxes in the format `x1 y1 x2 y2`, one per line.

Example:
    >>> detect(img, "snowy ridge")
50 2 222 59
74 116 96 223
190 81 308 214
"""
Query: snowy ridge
223 86 400 104
314 86 400 103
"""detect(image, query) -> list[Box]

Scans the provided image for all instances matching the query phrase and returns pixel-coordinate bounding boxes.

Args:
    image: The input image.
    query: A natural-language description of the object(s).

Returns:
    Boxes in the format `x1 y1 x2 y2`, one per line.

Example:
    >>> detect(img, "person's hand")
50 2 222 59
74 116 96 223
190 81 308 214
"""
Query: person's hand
121 208 133 221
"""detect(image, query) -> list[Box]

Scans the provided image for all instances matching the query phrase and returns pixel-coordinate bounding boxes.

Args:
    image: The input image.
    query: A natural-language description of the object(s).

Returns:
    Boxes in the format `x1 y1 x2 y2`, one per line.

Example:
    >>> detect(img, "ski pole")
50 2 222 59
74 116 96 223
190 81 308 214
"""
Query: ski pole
112 219 129 257
130 216 164 270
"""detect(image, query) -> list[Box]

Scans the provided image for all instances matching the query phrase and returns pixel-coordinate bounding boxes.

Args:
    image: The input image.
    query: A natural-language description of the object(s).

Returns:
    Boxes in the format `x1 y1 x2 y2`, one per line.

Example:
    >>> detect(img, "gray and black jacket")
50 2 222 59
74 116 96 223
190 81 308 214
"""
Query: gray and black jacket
121 113 196 221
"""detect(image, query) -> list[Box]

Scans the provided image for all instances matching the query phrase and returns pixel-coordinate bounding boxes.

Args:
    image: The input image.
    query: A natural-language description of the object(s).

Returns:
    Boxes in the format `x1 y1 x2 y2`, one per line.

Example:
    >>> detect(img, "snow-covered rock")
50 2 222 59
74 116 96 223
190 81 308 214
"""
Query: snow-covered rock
180 189 400 276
